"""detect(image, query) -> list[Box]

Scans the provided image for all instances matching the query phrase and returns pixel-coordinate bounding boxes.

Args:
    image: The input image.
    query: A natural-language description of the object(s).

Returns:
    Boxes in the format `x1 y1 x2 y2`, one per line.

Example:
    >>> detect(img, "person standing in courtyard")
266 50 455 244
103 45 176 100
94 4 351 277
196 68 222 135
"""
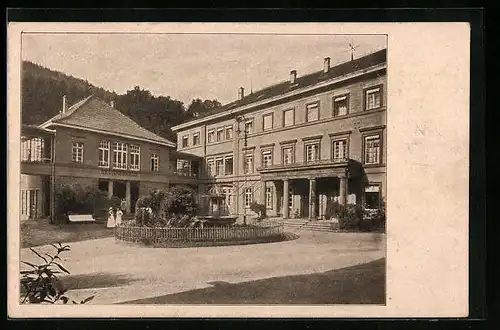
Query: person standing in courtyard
106 207 115 228
115 207 123 227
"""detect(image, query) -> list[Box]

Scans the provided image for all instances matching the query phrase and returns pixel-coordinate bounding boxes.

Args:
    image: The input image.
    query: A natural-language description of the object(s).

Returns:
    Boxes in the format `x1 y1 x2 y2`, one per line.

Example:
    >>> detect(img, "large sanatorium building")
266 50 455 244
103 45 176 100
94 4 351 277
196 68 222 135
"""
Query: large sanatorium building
20 48 386 223
171 49 387 222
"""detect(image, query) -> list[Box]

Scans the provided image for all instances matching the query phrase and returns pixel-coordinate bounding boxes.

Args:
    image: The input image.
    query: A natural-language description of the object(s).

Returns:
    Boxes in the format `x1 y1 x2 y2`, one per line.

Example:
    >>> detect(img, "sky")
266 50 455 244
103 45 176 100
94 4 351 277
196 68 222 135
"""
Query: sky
22 33 386 106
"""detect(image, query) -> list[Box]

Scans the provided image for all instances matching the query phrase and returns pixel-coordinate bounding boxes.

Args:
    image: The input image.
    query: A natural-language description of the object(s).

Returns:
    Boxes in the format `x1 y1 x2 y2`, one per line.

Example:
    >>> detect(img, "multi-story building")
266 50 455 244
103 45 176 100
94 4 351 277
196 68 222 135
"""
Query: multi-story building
171 49 387 222
20 95 200 221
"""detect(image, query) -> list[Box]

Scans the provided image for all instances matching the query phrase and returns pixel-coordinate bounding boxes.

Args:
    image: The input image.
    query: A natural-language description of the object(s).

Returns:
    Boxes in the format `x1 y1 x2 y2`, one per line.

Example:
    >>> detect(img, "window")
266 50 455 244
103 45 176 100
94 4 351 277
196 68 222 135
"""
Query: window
215 158 224 176
365 87 382 110
332 139 348 161
222 187 233 206
306 102 319 122
150 153 159 172
282 146 294 165
113 142 128 169
262 150 273 168
333 94 349 116
224 156 233 175
129 144 140 171
244 188 253 208
176 159 190 176
265 186 273 209
21 190 26 215
245 119 254 134
21 137 46 162
72 142 84 163
305 143 320 162
207 159 215 177
207 130 215 143
244 154 253 174
216 128 224 142
182 135 189 148
225 126 233 140
283 109 294 127
98 140 110 167
193 132 200 146
263 113 273 131
364 184 381 209
364 135 381 164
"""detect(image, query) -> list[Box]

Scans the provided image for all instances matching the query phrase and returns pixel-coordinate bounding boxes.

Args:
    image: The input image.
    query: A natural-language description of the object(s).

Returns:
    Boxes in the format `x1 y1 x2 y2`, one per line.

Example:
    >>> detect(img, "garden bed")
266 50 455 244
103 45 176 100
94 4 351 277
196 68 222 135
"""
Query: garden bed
115 223 285 248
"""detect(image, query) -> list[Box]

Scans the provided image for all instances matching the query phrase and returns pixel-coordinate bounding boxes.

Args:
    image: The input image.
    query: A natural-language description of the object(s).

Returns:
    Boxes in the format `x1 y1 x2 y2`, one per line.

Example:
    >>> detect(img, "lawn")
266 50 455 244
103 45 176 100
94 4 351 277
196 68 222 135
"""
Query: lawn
21 219 115 248
122 258 386 305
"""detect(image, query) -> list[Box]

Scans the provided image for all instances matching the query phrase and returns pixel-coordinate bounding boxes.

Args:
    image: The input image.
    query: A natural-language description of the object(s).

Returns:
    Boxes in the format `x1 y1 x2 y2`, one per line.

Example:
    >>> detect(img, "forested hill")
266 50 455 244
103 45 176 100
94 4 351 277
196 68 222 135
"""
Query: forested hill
22 61 221 142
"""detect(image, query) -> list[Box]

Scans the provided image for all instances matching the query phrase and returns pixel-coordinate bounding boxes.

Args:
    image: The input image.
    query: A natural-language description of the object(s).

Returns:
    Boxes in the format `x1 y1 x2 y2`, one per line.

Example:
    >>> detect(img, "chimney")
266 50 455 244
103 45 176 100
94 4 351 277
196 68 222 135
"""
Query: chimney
290 70 297 84
62 95 67 113
110 100 115 108
238 87 245 100
323 57 331 73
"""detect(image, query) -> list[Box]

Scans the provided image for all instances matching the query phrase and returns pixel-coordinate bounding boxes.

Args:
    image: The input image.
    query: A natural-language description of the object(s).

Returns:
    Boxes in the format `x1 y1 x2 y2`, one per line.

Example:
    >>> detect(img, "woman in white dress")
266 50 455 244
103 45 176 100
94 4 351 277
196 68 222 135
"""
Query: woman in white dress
106 207 115 228
115 208 123 226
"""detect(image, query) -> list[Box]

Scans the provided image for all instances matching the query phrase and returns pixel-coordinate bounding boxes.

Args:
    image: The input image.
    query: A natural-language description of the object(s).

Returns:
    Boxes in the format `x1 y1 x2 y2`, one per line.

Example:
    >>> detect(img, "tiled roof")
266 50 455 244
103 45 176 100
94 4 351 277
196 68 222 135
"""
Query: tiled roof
41 96 176 147
187 48 387 122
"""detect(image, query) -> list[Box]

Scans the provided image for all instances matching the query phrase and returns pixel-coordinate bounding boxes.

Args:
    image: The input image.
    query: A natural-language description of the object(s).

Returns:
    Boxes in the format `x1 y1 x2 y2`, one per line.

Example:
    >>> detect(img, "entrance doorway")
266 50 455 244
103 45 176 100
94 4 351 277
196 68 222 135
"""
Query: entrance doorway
21 189 40 219
130 182 139 213
113 181 126 200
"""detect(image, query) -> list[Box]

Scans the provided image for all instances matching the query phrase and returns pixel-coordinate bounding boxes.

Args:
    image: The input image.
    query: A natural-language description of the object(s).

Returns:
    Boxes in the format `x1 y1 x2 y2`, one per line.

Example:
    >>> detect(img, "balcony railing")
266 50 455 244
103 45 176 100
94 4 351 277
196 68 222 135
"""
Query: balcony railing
173 168 199 178
257 158 348 171
21 156 52 163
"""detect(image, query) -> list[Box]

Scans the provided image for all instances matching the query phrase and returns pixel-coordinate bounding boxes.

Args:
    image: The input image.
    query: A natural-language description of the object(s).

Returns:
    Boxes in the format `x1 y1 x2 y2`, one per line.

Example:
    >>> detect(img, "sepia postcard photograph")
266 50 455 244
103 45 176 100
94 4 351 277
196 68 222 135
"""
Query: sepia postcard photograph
7 22 471 319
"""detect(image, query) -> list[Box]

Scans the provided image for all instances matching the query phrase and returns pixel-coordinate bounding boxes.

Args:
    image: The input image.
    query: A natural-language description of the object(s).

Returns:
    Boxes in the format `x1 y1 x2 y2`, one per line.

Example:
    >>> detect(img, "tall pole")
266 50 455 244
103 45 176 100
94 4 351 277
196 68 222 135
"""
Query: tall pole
236 114 248 226
243 127 248 225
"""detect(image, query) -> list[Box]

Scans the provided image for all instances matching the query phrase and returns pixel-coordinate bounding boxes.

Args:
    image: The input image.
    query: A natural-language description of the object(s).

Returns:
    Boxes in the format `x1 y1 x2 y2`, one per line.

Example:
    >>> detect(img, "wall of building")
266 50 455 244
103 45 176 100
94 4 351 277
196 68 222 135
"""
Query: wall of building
174 70 387 219
54 127 172 175
176 73 386 176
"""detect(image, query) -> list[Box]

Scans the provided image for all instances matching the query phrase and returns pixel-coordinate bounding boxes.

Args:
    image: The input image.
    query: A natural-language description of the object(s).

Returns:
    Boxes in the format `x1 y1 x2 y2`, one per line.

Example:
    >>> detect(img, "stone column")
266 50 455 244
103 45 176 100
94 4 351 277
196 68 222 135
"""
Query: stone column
309 178 316 220
108 180 114 198
260 181 266 205
125 181 131 213
282 179 289 219
339 174 347 205
273 181 279 215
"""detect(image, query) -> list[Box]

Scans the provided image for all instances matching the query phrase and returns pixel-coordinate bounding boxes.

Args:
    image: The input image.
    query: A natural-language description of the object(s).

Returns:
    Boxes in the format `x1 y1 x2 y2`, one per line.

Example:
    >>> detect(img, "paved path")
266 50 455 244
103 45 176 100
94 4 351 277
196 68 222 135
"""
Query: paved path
20 230 386 304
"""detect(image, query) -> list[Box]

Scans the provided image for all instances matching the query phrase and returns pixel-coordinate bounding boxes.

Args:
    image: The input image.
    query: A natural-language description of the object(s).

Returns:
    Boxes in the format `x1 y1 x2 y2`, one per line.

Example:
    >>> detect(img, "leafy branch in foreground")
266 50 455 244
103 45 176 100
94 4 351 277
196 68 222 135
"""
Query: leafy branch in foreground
20 242 95 304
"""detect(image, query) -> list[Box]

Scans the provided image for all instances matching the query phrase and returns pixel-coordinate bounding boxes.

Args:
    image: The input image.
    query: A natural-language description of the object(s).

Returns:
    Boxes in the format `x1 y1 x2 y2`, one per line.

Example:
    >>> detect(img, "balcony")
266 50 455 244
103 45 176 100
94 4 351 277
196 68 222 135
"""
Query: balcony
257 158 349 173
173 167 199 178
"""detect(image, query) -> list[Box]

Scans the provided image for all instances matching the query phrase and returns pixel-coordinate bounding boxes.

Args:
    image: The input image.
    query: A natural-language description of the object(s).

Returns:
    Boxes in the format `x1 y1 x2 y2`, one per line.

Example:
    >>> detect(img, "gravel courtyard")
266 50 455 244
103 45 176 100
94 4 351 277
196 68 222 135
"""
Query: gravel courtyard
20 230 386 305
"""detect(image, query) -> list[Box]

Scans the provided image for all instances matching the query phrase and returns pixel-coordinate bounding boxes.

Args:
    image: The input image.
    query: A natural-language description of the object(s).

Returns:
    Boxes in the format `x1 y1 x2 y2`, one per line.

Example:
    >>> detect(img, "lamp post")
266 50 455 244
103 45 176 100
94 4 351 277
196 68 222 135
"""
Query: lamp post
236 115 248 225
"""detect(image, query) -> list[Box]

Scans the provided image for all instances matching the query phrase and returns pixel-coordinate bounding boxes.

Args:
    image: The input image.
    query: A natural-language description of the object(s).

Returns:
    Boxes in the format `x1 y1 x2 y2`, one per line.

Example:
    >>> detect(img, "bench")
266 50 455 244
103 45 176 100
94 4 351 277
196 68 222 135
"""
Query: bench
68 214 95 223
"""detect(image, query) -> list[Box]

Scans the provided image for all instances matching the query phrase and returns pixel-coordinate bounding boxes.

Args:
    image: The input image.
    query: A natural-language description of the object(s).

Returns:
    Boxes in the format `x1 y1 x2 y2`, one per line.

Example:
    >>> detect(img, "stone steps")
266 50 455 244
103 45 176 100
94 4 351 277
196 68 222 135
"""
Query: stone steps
283 219 338 232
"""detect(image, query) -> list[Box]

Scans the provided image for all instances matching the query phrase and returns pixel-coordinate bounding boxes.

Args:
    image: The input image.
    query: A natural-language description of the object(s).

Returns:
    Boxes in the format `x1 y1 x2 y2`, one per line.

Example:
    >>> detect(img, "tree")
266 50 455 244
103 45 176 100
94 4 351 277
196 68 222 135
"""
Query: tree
186 98 222 118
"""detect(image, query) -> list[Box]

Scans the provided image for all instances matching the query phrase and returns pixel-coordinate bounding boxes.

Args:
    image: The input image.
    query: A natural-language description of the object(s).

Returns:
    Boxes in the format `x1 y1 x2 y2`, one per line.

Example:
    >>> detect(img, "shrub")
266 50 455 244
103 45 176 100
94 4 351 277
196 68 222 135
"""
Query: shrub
107 195 122 210
20 243 94 304
54 184 112 221
326 201 347 219
338 204 364 230
361 199 386 232
250 202 266 220
165 185 198 217
133 186 198 227
135 207 153 227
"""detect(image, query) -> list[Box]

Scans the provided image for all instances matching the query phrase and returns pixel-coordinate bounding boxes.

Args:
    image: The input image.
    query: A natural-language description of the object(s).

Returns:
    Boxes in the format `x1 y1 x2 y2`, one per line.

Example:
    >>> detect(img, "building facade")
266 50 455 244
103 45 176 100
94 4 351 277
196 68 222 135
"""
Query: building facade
21 95 200 221
172 49 387 222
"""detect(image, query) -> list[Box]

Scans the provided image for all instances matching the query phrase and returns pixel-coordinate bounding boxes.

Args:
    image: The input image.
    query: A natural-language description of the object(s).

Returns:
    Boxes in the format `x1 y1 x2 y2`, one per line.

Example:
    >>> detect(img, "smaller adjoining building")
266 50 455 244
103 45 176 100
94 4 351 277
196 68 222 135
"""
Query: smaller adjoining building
20 95 201 221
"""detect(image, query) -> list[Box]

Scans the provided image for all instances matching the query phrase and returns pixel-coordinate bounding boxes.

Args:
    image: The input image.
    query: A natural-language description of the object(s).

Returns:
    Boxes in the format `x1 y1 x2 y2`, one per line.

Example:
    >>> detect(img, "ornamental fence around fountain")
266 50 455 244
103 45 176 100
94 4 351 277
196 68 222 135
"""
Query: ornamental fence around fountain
115 222 284 243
